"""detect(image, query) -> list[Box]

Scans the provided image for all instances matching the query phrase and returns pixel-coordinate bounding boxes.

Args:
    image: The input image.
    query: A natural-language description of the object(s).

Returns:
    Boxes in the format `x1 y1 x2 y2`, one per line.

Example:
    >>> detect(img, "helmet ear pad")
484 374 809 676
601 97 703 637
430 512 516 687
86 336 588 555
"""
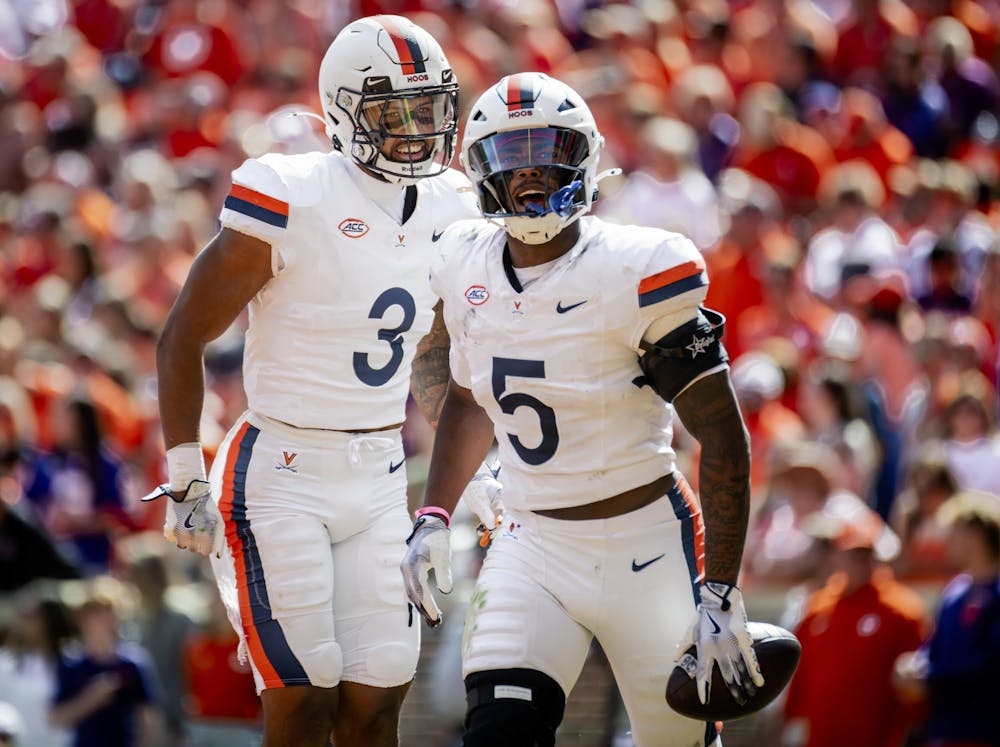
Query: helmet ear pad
317 15 459 184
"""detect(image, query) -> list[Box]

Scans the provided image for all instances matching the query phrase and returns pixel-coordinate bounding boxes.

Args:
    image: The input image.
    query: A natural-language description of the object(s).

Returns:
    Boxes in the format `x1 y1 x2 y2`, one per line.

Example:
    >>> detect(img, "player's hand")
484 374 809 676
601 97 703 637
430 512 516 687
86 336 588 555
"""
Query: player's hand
685 581 765 705
462 465 505 548
142 480 225 558
400 514 452 627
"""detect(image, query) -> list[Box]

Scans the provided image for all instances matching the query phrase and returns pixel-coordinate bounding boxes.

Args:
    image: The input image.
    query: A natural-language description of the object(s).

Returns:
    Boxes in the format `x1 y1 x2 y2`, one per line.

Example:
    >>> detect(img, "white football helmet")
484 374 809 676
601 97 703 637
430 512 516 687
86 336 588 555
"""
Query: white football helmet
461 72 605 244
318 15 458 184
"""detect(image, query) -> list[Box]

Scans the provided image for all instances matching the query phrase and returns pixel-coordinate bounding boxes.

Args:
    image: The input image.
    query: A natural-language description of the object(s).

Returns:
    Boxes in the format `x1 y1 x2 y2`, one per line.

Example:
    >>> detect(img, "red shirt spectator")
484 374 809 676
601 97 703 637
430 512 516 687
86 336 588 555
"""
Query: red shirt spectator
784 564 928 747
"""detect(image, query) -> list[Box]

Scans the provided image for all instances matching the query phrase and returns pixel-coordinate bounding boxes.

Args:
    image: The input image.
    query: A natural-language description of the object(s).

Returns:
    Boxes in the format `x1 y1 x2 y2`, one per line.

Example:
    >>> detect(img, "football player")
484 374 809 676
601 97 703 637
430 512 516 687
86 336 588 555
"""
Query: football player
401 73 764 746
147 16 479 747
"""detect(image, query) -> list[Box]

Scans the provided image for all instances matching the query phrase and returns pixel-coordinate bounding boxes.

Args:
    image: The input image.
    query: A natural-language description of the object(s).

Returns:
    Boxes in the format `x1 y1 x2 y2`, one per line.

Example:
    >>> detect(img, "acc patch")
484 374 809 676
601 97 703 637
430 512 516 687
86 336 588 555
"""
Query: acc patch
465 285 489 305
339 218 369 238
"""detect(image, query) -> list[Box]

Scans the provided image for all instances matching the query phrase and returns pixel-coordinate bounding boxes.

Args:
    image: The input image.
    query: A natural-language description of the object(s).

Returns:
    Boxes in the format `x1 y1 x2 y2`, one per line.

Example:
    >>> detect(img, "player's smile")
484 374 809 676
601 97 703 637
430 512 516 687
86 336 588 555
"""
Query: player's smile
388 139 431 162
509 172 560 213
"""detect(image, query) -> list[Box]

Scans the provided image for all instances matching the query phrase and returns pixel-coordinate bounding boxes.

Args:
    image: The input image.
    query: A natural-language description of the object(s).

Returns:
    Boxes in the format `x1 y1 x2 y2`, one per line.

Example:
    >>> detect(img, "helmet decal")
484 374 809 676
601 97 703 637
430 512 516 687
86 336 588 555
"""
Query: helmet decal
504 73 538 112
374 15 427 75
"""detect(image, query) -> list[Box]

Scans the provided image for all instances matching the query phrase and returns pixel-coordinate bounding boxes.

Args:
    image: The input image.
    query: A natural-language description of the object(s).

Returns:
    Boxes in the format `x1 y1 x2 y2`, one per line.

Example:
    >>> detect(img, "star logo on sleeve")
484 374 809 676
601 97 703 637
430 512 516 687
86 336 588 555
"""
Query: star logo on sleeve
686 334 713 358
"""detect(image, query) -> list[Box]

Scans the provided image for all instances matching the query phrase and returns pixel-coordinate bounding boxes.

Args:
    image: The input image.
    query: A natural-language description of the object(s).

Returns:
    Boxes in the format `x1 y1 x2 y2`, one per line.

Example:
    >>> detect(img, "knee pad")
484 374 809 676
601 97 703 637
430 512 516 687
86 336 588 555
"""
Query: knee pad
463 669 566 747
307 639 344 688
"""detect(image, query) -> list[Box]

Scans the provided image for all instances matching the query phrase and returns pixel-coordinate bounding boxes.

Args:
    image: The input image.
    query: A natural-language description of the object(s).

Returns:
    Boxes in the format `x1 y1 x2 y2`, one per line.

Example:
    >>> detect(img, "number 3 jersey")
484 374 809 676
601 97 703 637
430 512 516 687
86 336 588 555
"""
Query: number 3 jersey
430 216 710 512
219 150 479 430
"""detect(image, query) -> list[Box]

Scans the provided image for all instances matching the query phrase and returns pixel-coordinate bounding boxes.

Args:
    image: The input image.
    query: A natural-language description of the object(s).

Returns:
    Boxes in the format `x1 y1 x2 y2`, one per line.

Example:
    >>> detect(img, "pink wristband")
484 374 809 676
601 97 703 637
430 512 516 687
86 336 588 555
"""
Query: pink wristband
415 506 451 527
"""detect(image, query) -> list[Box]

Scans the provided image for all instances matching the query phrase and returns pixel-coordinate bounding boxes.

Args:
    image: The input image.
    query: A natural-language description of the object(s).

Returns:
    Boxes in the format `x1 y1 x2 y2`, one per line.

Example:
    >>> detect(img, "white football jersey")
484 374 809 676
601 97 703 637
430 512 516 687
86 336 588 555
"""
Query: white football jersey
219 150 479 430
431 216 710 511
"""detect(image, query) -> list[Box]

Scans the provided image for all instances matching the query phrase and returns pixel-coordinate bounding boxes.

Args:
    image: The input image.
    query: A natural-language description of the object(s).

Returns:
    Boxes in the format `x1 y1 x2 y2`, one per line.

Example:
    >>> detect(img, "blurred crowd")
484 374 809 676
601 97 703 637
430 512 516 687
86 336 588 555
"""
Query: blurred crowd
0 0 999 745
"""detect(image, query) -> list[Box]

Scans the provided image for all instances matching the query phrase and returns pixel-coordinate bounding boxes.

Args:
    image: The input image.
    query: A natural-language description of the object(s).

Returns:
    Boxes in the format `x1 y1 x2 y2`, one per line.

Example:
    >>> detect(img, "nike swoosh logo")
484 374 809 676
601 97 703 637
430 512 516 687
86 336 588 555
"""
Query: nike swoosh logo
706 612 722 635
431 229 445 242
631 553 665 572
183 513 196 530
389 459 405 474
556 300 587 314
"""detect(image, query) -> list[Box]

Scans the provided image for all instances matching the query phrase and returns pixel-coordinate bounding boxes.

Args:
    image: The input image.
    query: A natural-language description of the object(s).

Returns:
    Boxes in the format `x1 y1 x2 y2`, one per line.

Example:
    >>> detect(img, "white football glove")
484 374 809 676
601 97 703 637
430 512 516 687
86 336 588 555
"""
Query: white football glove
142 480 225 558
685 581 765 705
462 464 505 548
400 513 452 627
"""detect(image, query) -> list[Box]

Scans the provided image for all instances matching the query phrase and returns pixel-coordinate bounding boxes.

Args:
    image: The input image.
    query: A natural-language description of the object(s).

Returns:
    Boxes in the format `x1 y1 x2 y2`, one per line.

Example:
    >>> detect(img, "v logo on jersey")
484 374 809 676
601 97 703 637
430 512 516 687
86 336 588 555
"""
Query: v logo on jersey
389 459 405 474
556 300 587 314
631 553 665 572
431 229 445 242
706 612 722 635
275 451 299 473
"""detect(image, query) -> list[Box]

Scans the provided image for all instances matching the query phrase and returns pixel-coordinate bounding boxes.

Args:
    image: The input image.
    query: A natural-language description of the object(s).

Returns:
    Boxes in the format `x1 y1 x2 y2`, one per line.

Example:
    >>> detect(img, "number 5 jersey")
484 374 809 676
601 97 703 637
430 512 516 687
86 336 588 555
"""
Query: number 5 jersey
219 150 479 430
430 216 712 512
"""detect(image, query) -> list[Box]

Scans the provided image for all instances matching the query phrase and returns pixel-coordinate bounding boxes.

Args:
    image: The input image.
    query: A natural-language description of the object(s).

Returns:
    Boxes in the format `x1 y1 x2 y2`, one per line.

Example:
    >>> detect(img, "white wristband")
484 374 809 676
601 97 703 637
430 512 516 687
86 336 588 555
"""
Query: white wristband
166 442 206 492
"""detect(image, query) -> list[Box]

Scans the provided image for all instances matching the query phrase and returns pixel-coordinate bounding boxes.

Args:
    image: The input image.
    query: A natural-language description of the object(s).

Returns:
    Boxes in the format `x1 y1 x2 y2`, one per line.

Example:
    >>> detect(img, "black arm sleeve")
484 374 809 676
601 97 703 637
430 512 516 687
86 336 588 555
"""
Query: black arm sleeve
638 307 729 403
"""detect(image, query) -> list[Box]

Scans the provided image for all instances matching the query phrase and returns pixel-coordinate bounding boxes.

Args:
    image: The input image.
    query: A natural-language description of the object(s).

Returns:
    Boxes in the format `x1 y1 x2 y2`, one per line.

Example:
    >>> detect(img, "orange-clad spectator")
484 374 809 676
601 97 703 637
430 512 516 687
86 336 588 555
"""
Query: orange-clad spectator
556 5 669 104
703 168 779 360
731 352 807 496
183 594 262 747
782 513 929 747
890 446 959 583
831 0 919 88
682 0 754 97
735 82 835 214
834 88 914 188
736 235 830 363
496 2 574 79
730 0 836 91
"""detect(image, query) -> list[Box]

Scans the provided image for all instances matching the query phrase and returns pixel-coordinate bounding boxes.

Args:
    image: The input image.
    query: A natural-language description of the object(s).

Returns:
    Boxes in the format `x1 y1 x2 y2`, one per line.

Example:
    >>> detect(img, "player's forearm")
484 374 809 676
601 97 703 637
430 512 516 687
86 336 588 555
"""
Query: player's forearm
156 320 207 450
411 300 450 428
674 371 751 585
422 381 495 515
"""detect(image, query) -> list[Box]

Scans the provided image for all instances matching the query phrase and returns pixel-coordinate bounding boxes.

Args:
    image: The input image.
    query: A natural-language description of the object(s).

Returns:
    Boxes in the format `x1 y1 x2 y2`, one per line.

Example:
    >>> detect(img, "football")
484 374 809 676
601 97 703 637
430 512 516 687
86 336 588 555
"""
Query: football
665 622 801 721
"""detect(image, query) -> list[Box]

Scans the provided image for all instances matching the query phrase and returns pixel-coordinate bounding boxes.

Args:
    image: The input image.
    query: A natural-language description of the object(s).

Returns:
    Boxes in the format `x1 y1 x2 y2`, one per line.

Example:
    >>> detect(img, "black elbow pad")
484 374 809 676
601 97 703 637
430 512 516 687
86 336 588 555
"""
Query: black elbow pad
639 307 729 402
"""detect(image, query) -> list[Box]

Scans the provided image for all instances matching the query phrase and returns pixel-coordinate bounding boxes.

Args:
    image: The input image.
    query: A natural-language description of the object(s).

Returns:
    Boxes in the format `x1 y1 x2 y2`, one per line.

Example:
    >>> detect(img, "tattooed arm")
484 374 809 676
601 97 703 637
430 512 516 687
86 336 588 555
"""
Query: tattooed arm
672 369 751 585
411 300 451 428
